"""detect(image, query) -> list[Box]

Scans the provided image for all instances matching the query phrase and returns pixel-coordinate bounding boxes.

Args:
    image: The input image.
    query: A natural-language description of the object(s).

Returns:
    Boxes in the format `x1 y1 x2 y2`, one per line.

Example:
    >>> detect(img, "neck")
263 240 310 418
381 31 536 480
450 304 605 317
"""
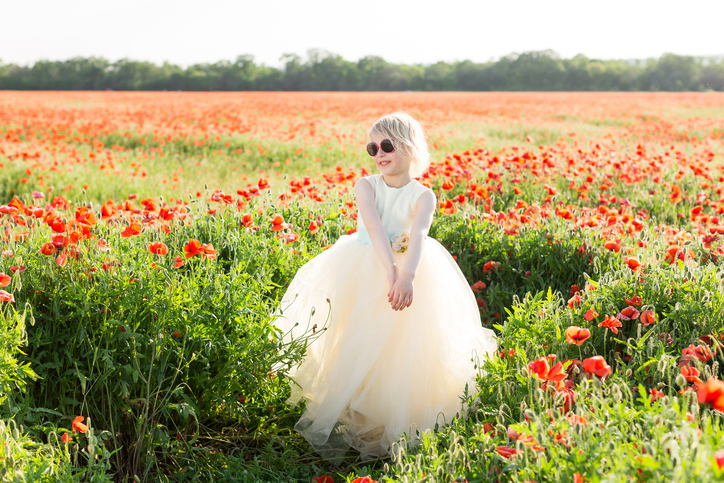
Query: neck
381 173 412 188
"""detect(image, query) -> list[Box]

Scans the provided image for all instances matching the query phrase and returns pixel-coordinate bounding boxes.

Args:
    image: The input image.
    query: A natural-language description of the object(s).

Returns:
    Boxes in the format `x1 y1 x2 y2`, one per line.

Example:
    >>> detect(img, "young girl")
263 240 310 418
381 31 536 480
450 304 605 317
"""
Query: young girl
275 112 498 460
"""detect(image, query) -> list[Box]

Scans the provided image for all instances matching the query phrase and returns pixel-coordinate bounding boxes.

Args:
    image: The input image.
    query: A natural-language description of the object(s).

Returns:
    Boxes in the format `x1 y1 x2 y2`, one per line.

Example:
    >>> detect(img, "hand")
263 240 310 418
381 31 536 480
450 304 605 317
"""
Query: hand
388 272 414 311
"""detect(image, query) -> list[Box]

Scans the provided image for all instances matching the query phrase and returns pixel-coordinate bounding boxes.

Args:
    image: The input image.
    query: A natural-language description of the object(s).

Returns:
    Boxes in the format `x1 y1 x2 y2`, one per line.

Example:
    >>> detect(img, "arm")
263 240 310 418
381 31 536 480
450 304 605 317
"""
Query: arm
389 190 436 311
354 178 398 292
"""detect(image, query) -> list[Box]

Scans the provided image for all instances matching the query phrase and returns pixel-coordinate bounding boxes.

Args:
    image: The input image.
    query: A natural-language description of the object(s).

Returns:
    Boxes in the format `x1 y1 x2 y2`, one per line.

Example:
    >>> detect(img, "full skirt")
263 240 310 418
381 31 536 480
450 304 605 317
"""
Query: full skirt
274 234 498 460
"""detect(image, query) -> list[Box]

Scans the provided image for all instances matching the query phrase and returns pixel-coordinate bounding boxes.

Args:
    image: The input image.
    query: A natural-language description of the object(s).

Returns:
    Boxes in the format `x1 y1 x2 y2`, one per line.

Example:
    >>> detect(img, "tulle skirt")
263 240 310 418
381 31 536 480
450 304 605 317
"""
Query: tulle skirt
274 233 498 460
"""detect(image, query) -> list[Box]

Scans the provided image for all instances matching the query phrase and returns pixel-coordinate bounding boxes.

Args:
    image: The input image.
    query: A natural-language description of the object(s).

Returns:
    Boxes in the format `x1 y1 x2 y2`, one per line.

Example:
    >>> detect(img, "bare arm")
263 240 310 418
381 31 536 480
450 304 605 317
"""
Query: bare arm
355 178 398 286
389 190 436 311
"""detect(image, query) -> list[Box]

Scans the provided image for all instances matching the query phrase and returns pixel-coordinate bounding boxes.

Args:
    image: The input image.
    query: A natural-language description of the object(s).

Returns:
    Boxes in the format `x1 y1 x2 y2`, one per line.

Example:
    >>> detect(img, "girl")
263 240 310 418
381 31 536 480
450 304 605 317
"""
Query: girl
275 112 497 460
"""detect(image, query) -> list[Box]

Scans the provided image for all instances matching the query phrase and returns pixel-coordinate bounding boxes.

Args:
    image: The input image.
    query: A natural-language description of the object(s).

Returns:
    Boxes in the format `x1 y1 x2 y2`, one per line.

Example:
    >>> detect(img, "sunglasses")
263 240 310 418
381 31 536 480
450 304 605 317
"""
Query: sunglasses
366 139 395 157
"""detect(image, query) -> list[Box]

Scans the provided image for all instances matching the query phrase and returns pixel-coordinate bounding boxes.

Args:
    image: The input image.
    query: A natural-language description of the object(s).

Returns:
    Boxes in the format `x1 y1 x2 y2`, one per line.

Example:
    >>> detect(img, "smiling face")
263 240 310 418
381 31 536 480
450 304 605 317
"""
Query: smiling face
369 133 412 179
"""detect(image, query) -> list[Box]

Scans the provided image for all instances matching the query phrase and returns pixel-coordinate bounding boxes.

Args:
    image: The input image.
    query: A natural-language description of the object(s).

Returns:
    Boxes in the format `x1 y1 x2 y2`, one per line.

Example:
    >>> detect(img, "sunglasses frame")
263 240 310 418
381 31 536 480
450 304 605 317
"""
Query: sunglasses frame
366 138 396 157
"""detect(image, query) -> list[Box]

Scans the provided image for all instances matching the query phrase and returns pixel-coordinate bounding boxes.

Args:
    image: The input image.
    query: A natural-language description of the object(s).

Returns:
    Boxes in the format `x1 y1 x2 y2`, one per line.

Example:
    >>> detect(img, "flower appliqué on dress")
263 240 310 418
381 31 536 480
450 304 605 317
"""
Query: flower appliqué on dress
390 231 410 253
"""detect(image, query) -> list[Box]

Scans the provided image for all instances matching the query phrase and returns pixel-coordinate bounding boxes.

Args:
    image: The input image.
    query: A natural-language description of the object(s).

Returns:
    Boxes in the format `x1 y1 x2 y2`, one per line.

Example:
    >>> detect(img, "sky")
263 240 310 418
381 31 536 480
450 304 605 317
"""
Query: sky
2 0 723 67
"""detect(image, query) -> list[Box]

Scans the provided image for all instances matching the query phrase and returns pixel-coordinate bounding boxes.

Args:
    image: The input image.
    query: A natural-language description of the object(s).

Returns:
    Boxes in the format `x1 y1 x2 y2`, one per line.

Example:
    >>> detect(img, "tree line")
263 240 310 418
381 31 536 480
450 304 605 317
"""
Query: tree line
1 50 723 91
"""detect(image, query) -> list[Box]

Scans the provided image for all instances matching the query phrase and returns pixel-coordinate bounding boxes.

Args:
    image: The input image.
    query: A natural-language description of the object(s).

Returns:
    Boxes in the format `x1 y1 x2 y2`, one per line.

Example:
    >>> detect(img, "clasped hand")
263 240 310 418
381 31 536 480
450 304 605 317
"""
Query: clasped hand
387 268 414 311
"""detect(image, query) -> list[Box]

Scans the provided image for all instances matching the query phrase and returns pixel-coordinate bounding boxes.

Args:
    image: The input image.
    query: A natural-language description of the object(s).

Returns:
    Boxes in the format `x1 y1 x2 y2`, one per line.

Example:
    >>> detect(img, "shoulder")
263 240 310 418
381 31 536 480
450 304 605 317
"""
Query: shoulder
411 180 436 204
355 174 380 191
354 175 376 198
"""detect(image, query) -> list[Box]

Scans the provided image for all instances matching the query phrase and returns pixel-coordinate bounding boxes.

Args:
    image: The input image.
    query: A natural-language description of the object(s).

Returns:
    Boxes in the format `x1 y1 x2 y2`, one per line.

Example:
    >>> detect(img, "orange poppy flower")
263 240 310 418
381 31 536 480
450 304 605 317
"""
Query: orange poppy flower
0 290 15 303
471 281 486 292
483 261 500 273
149 242 168 255
174 256 184 268
624 257 641 271
351 477 378 483
72 415 88 433
40 242 56 256
56 252 67 267
640 310 656 326
442 180 455 190
583 308 598 321
121 223 142 238
598 315 622 334
616 306 640 321
75 206 97 226
680 363 703 385
61 432 72 443
308 221 319 234
682 344 713 362
0 273 10 287
624 295 642 306
241 213 254 227
697 377 724 411
565 326 591 346
528 357 550 381
184 239 204 258
202 243 217 260
496 445 522 459
582 356 612 378
270 214 286 231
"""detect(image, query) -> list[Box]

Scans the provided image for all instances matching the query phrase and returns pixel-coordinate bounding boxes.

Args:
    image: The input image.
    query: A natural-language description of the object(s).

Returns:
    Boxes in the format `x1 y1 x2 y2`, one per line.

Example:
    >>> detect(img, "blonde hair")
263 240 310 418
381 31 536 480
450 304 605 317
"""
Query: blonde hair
369 111 431 178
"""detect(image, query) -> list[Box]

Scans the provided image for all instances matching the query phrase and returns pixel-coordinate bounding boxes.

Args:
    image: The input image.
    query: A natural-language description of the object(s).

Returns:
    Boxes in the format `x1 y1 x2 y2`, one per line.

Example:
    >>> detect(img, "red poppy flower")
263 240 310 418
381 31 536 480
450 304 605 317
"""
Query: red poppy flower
496 445 522 459
528 357 550 381
598 315 623 334
640 310 656 326
121 223 142 238
583 308 598 321
0 290 15 303
56 252 67 267
270 214 286 231
616 306 640 321
697 377 724 411
241 213 254 228
72 416 88 433
40 242 56 256
75 207 97 226
680 363 703 385
149 242 168 255
716 451 724 470
174 256 184 268
258 178 269 189
313 477 334 483
582 356 612 378
61 432 72 443
0 273 10 287
351 477 378 483
624 295 642 306
202 243 217 260
184 239 204 258
483 261 500 273
683 344 713 362
624 257 641 271
471 281 486 292
308 221 319 234
442 180 455 190
565 326 591 346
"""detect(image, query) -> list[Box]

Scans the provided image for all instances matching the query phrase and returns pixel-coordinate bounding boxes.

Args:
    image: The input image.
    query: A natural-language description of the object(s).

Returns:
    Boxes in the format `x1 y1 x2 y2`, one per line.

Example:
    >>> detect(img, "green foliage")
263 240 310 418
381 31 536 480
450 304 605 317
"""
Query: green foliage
2 51 723 91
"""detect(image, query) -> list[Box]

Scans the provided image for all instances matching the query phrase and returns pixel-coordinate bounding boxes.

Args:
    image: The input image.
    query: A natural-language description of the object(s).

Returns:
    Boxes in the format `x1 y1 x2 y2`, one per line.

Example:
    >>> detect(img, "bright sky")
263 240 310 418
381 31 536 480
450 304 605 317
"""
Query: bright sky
2 0 723 67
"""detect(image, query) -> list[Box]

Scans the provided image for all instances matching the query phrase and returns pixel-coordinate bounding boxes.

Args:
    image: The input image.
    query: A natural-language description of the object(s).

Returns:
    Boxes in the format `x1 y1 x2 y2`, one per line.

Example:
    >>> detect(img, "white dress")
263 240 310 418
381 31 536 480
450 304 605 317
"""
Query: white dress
274 174 498 460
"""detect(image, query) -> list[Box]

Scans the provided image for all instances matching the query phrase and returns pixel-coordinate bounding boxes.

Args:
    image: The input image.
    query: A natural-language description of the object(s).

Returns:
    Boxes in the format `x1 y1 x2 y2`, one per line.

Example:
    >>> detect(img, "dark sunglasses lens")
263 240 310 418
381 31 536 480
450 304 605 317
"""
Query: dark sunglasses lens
381 139 395 153
366 143 378 157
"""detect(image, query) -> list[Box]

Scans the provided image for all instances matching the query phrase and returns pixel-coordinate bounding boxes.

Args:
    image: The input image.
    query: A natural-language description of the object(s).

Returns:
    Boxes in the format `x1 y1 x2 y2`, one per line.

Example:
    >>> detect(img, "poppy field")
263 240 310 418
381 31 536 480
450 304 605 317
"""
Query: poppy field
1 91 724 482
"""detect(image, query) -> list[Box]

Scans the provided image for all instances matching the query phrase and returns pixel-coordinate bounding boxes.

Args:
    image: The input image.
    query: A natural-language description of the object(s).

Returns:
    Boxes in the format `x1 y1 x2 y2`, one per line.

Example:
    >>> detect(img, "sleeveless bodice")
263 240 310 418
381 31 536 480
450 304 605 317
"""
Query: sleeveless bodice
356 174 432 245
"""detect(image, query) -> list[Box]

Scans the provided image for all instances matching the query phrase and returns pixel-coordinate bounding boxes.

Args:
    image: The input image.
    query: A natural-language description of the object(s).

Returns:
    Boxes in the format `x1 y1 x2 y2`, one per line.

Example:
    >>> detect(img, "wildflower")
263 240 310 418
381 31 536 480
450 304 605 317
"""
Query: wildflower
583 308 598 321
683 344 713 363
640 310 656 326
582 356 612 379
41 242 56 255
616 306 640 321
650 388 664 402
442 180 455 190
565 326 591 346
715 451 724 470
680 363 703 385
0 290 15 303
496 445 522 459
174 256 184 268
624 257 641 271
0 273 10 287
61 433 72 443
483 261 500 273
697 377 724 411
149 242 168 255
309 221 319 234
121 223 142 238
624 295 642 306
471 281 486 292
270 214 286 231
56 252 67 267
567 293 583 309
598 315 623 334
313 477 334 483
72 416 88 433
528 357 550 381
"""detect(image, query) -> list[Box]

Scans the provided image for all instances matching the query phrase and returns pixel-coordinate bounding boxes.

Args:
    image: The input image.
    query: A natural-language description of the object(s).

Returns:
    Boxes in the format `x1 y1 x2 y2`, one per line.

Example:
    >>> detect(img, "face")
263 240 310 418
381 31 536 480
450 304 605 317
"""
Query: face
369 133 412 177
